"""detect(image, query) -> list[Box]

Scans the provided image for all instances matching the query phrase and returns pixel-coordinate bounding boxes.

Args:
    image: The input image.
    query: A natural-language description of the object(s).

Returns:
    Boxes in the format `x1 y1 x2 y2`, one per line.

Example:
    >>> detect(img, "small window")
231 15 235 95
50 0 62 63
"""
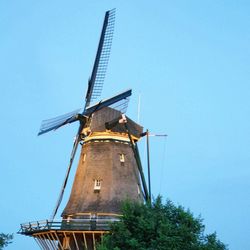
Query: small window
82 153 86 162
119 154 125 163
94 179 101 191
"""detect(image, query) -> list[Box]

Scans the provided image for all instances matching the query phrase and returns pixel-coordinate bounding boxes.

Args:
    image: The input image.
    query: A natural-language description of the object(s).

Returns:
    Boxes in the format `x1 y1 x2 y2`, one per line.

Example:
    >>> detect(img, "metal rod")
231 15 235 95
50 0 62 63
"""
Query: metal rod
124 122 149 201
134 143 149 202
137 93 141 123
149 134 167 137
146 130 152 203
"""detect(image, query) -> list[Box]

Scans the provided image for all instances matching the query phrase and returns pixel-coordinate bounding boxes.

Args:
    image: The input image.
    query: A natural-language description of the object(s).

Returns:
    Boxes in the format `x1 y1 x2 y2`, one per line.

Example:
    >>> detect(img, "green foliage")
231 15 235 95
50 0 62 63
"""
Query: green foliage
0 233 13 249
97 197 228 250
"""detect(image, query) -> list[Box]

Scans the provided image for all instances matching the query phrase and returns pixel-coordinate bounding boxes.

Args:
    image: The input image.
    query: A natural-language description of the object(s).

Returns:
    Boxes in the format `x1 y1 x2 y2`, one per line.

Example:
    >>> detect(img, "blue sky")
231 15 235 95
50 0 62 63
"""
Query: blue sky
0 1 249 249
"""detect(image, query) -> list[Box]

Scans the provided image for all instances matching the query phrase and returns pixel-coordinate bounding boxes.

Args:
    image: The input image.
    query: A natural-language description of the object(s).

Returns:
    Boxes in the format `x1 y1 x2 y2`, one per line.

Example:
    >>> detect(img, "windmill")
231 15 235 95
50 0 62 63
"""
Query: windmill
20 9 150 250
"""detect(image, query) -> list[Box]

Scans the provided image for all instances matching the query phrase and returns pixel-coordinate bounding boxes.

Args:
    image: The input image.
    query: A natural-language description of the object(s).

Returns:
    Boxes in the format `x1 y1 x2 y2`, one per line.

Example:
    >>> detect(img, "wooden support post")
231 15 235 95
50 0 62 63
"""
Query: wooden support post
92 233 96 250
63 232 72 250
53 232 64 250
34 237 43 250
72 232 80 250
83 233 88 249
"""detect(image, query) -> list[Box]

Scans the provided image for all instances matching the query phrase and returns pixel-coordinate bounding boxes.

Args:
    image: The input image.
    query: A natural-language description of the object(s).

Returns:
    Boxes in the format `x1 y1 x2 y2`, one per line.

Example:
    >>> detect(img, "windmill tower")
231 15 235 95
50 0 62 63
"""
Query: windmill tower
19 9 150 250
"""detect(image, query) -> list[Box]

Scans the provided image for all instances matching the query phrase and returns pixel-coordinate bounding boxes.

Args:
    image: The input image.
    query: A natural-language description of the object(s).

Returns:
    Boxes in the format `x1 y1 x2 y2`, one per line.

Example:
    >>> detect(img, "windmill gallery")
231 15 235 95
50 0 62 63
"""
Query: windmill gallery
19 9 152 250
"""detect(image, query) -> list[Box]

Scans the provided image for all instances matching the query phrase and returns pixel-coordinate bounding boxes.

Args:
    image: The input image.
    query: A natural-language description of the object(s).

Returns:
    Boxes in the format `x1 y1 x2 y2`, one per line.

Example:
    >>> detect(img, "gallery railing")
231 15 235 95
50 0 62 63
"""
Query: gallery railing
19 217 120 235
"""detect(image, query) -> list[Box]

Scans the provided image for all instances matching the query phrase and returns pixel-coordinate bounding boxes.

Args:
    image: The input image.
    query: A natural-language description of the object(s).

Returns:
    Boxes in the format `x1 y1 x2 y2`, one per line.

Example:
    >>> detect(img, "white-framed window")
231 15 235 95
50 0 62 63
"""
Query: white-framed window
119 153 125 163
94 179 101 191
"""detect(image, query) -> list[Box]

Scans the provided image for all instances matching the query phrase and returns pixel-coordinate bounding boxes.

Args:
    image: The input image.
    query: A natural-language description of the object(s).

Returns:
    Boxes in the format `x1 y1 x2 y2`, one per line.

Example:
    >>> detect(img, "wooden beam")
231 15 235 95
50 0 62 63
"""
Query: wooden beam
83 233 88 249
34 237 43 250
53 232 64 250
72 232 79 250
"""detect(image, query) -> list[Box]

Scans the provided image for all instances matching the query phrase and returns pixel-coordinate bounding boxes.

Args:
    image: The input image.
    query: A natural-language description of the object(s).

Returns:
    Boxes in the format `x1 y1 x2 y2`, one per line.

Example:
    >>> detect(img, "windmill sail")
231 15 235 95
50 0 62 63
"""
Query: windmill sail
38 109 82 136
38 89 131 136
84 89 131 115
38 9 116 137
85 9 115 108
110 97 130 114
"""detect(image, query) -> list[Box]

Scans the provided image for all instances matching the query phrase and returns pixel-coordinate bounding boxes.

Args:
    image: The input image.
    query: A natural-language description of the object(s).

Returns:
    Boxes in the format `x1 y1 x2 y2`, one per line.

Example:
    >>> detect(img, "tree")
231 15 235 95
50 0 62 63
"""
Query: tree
97 197 228 250
0 233 13 249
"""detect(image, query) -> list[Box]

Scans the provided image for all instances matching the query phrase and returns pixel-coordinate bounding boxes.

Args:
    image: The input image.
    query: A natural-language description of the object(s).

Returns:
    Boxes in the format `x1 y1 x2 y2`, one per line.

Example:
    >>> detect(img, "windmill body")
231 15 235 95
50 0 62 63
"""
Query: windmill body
63 107 144 219
19 9 149 250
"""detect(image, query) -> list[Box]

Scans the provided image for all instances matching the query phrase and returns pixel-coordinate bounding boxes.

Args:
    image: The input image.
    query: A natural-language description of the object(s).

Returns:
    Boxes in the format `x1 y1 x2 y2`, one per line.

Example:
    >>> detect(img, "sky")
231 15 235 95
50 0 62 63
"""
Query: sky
0 1 249 249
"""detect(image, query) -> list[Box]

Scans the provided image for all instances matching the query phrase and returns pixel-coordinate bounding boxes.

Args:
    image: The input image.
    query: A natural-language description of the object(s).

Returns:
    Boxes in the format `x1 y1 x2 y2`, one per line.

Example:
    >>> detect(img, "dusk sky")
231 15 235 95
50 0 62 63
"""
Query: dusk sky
0 1 249 249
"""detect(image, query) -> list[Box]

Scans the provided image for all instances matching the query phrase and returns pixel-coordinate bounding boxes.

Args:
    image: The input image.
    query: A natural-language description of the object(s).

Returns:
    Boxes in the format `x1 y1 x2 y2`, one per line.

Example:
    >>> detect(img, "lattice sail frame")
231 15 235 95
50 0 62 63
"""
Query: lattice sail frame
85 9 116 108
